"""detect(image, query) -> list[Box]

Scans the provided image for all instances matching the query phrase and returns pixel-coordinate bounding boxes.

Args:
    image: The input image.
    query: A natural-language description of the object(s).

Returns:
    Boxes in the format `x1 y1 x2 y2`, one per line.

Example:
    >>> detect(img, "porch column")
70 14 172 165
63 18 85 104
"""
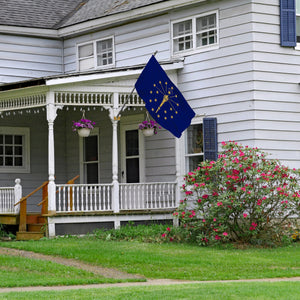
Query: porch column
110 92 121 215
46 92 62 237
174 136 183 226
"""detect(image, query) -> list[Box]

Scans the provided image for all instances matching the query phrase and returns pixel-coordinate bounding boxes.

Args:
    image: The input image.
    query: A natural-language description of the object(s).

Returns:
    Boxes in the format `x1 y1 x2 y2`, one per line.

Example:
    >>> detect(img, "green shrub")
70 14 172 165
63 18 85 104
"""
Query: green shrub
171 141 300 246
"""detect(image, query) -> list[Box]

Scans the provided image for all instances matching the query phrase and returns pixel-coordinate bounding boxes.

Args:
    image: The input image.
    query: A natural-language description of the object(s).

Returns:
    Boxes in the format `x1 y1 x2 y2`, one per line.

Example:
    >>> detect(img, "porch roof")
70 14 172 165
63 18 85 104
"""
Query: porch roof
0 59 184 112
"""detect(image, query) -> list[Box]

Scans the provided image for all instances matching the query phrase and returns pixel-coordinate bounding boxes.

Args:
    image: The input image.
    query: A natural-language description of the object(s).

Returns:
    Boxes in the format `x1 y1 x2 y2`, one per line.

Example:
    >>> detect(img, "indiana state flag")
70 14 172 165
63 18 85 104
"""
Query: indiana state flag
135 55 195 138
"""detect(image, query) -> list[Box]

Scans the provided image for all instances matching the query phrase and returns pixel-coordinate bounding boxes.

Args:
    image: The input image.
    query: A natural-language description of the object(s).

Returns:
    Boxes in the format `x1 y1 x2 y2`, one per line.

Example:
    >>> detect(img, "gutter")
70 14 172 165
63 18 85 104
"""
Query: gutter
0 0 206 38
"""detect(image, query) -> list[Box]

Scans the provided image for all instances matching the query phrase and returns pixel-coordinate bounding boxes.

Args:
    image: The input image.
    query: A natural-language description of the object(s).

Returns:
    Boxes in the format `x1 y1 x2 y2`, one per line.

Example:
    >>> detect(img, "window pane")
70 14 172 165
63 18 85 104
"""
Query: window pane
84 136 98 162
79 58 94 71
86 163 98 184
126 158 139 183
0 135 2 144
126 130 139 156
79 43 93 58
297 0 300 14
97 39 113 66
5 146 13 155
5 135 12 144
0 146 2 155
188 155 203 171
5 157 13 166
14 135 22 145
15 146 22 155
0 157 2 166
14 157 23 166
187 124 203 154
196 14 216 31
173 20 192 37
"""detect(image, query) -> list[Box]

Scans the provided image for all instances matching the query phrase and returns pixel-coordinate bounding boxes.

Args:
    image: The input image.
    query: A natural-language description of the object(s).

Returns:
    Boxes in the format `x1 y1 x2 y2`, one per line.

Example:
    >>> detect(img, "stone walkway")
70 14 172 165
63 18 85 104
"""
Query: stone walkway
0 247 300 293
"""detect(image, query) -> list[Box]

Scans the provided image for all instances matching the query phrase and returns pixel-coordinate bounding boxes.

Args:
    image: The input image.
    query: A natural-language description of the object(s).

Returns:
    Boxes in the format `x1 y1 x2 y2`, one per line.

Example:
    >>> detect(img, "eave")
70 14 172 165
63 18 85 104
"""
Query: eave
0 0 207 39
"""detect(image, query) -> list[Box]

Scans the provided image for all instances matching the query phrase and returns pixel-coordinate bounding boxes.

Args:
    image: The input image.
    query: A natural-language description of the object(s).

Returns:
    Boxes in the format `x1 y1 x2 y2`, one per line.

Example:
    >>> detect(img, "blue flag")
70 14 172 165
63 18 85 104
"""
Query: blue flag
135 55 195 138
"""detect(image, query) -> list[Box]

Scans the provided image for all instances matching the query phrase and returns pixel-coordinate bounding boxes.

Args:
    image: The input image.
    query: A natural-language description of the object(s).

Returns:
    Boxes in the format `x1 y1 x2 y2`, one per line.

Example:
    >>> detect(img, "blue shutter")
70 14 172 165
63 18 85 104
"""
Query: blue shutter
280 0 297 46
203 118 218 161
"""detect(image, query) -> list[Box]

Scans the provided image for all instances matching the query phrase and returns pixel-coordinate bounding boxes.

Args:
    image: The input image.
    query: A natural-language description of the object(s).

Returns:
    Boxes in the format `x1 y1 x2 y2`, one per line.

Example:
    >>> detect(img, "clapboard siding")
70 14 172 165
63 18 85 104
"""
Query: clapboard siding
0 35 63 84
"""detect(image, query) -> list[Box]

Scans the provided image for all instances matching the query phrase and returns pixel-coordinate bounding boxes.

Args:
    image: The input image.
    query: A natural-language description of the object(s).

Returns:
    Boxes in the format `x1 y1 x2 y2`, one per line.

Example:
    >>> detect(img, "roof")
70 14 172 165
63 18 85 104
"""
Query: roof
0 0 168 29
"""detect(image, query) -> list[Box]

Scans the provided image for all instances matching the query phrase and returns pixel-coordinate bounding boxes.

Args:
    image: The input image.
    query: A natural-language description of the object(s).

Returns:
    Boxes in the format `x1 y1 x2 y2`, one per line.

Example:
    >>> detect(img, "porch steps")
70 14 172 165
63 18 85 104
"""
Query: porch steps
16 214 46 241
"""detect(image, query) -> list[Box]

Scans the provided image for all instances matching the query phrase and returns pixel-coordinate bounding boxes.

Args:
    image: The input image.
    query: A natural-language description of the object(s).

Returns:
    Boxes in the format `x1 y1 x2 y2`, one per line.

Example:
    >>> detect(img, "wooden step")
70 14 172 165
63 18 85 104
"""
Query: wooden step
16 231 44 241
28 224 45 232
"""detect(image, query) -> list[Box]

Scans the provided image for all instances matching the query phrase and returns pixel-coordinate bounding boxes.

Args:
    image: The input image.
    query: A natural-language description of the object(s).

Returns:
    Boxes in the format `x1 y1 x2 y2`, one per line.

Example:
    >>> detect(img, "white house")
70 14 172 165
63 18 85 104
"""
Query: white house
0 0 299 239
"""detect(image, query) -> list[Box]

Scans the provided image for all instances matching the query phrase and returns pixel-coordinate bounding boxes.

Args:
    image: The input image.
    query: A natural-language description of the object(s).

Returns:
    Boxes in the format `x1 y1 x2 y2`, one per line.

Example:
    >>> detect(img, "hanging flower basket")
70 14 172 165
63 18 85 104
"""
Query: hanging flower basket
138 118 160 137
77 127 91 137
72 111 95 138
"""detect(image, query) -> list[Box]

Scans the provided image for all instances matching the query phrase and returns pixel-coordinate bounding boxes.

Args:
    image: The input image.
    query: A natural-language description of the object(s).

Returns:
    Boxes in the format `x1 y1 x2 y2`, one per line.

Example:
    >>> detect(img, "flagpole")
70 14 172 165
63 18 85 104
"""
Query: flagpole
115 50 158 120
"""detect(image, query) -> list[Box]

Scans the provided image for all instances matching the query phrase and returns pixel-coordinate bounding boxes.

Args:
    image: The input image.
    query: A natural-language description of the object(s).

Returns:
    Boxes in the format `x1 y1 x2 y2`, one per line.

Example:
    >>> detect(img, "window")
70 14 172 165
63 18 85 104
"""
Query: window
185 118 218 172
78 37 114 71
0 127 30 173
172 11 218 55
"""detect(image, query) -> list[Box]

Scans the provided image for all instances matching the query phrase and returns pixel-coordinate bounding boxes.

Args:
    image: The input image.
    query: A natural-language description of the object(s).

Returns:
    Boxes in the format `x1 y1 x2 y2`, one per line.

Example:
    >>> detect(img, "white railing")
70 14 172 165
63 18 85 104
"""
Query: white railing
0 187 16 214
119 182 177 210
56 183 113 213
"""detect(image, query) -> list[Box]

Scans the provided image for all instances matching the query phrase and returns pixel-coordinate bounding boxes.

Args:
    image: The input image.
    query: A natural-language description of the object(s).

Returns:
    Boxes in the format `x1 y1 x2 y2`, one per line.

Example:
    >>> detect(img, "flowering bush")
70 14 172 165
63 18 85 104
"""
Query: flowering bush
72 119 95 132
138 120 160 134
173 141 300 246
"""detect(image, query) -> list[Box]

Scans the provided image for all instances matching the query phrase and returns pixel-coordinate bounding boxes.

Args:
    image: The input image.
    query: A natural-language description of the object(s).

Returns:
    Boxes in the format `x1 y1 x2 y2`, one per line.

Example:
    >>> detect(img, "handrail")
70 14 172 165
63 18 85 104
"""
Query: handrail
37 175 80 206
14 180 49 206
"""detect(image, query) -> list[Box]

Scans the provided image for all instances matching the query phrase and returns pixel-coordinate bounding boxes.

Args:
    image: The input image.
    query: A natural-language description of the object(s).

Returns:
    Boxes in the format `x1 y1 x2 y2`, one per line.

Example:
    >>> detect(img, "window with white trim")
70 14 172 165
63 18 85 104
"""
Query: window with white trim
172 11 218 55
185 118 218 172
0 127 30 173
78 37 114 71
185 123 204 172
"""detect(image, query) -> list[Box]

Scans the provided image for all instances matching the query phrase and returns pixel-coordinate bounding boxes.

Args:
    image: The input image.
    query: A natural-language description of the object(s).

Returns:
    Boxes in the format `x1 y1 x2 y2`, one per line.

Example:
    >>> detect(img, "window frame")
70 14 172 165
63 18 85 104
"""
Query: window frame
171 10 219 57
184 116 204 173
77 36 115 71
0 127 30 173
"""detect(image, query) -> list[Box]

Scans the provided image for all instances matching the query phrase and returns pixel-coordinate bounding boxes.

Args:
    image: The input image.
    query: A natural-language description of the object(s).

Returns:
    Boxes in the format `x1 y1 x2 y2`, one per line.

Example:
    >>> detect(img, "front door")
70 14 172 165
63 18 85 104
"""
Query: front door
121 124 145 183
80 129 100 183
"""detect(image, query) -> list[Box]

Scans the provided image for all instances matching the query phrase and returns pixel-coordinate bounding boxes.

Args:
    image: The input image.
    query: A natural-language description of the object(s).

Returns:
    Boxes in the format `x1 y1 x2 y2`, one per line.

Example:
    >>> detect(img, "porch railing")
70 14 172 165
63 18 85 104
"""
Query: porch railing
0 187 16 214
119 182 177 210
56 183 113 213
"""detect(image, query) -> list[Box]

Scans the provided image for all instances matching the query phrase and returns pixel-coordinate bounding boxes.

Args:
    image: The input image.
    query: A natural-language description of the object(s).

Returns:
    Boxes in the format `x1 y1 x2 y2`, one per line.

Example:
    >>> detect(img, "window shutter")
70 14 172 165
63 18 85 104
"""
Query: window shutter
280 0 297 46
203 118 218 161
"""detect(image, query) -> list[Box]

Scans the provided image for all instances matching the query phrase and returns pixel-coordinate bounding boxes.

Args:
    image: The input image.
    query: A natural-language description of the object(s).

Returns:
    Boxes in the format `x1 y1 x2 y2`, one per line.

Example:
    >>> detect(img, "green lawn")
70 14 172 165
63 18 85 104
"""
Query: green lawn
1 282 300 300
0 238 300 281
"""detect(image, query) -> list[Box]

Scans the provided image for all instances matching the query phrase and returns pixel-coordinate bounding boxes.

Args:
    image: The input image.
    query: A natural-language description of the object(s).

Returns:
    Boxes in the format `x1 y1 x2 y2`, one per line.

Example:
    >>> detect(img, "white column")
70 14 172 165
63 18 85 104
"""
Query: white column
174 136 184 226
111 92 120 213
47 103 56 216
14 178 22 214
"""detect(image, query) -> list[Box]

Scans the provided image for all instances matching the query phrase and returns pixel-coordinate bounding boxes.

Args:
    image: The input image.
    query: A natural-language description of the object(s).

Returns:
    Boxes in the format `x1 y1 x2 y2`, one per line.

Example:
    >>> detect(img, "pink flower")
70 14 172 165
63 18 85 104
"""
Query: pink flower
185 191 193 195
215 235 221 240
213 218 217 221
166 227 171 232
202 219 206 222
217 202 223 206
202 194 209 199
161 233 166 237
223 232 228 236
243 213 248 218
257 199 262 206
241 187 246 191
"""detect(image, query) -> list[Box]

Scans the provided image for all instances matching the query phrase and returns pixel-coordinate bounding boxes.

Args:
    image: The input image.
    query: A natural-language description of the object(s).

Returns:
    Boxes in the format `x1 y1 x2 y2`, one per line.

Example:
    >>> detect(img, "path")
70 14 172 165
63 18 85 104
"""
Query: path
0 247 300 293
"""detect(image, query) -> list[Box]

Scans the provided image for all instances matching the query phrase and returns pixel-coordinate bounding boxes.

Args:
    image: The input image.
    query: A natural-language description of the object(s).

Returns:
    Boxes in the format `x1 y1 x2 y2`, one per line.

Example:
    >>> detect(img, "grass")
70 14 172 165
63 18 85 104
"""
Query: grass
0 254 130 288
0 237 300 281
0 282 300 299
